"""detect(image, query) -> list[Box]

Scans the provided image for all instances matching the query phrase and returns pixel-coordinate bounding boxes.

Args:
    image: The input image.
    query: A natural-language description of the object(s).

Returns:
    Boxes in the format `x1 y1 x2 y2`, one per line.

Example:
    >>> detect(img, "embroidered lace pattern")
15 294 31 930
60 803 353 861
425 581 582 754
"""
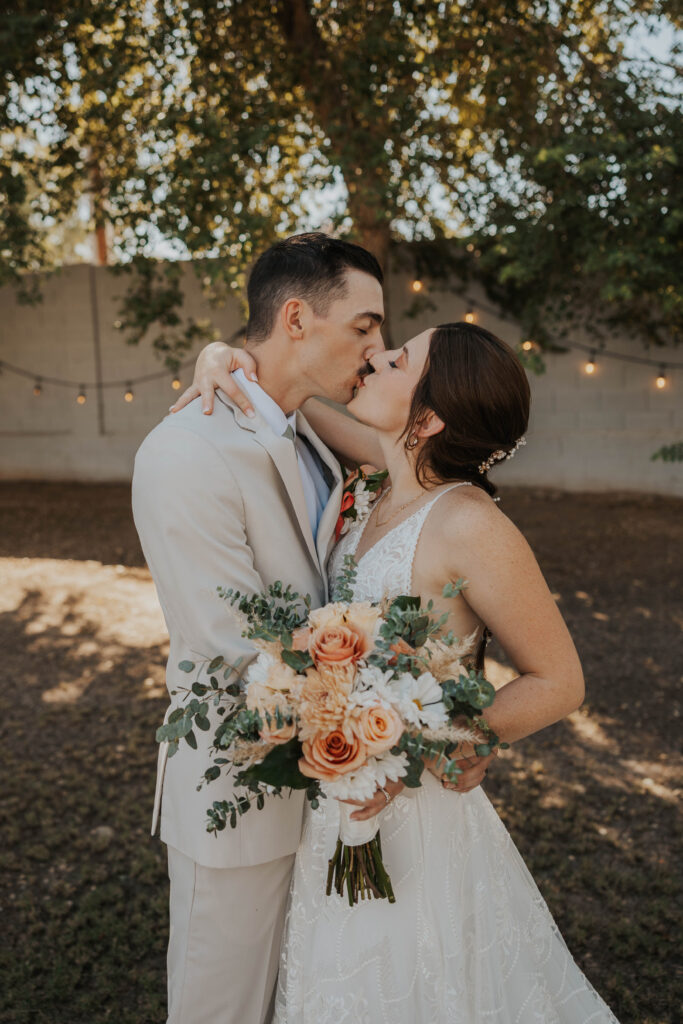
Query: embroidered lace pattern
273 484 620 1024
328 482 472 603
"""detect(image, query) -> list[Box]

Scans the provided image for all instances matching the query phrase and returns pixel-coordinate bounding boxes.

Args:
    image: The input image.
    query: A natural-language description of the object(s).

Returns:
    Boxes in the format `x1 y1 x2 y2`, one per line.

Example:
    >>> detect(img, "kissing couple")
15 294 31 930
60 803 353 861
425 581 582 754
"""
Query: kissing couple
132 232 618 1023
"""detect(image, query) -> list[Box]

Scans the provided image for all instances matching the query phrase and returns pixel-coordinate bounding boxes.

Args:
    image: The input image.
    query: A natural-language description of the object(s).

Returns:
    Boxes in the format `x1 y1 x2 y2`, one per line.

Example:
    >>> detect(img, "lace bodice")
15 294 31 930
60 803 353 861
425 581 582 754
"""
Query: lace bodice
328 482 472 603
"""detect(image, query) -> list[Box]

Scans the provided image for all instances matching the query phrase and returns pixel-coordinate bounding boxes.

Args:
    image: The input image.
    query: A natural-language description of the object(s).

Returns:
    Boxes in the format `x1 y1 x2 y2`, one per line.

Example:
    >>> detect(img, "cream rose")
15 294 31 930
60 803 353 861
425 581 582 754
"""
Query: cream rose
246 681 296 744
309 600 382 640
259 717 297 745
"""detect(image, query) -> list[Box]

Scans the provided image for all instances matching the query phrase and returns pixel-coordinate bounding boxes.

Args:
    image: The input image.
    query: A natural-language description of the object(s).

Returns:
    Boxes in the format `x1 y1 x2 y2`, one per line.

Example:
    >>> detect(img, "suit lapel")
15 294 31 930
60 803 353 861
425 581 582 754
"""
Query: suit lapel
216 392 321 572
296 411 344 574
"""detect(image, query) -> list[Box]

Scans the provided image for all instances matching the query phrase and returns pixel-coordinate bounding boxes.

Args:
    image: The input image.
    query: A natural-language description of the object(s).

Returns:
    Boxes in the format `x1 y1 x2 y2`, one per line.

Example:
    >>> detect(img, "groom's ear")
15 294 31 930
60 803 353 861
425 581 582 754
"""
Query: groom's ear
281 297 307 340
417 410 445 439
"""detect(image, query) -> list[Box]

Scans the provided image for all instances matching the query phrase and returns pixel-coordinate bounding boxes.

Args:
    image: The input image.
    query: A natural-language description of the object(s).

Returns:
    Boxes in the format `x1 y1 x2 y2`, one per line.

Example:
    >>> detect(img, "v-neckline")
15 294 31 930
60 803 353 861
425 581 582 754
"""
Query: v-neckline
351 482 472 567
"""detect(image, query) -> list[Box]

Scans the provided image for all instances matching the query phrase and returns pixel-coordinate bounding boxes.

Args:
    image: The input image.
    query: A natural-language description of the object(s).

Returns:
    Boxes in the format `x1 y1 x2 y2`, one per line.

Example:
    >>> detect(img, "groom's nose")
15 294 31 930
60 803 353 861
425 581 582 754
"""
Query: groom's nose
367 350 387 372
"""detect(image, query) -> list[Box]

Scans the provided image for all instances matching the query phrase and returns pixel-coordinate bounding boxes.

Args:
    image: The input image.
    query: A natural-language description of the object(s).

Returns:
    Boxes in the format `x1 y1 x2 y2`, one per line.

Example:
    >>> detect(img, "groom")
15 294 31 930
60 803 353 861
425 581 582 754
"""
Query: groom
132 233 387 1024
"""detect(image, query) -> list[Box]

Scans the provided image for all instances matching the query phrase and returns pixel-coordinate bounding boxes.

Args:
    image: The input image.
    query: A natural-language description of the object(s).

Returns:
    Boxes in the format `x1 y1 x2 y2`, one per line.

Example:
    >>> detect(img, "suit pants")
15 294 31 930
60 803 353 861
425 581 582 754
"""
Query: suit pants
166 845 295 1024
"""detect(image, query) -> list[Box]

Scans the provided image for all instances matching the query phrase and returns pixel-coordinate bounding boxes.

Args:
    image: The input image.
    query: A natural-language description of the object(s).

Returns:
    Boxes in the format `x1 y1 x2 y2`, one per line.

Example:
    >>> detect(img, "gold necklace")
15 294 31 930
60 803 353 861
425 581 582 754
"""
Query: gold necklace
373 486 431 529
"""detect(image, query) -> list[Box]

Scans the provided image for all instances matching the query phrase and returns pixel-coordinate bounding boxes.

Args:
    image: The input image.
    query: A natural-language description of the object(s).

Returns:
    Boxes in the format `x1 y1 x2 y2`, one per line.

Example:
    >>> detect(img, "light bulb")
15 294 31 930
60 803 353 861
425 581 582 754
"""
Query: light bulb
584 352 596 375
77 388 87 405
655 368 667 390
464 310 476 324
522 340 534 352
411 279 423 293
171 377 181 391
33 380 43 396
124 384 134 403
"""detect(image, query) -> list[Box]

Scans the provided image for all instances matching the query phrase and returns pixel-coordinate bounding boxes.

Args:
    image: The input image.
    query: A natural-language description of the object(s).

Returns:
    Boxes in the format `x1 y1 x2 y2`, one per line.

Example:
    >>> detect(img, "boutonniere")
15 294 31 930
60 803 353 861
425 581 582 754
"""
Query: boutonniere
335 464 388 542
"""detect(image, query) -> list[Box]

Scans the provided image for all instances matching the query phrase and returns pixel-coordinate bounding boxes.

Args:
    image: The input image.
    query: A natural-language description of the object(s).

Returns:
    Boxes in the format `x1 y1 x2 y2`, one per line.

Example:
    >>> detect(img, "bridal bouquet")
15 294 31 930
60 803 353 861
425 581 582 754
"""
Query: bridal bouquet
157 560 501 906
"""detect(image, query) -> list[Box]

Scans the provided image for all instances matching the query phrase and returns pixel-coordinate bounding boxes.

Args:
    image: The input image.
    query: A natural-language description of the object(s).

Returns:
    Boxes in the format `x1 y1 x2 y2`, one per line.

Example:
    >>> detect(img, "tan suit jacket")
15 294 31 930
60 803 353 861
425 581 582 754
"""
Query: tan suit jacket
132 392 343 869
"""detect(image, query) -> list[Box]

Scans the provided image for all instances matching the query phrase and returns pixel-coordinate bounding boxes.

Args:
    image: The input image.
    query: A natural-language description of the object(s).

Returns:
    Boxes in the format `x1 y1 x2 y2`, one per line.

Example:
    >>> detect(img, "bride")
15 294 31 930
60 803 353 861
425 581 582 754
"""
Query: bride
177 322 619 1023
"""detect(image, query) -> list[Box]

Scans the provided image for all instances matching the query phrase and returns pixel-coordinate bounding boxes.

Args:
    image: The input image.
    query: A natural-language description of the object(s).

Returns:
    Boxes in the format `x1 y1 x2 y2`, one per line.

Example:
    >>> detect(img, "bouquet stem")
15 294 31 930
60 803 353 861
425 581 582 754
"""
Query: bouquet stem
326 835 395 906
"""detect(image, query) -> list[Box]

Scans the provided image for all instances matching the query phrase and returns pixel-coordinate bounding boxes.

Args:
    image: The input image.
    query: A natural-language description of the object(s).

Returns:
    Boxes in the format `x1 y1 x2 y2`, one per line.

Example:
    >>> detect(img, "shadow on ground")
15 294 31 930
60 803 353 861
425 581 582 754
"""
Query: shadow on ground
0 483 681 1023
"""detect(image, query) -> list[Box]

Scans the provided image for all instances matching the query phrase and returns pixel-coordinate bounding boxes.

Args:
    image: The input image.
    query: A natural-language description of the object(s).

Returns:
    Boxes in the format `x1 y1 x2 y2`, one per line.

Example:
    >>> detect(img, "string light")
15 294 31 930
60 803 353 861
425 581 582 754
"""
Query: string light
411 279 423 293
464 309 476 324
0 333 679 408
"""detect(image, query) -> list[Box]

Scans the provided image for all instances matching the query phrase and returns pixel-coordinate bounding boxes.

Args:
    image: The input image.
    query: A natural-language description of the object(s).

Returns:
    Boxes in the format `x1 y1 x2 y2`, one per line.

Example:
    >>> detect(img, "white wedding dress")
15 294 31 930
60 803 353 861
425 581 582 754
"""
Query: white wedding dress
273 485 619 1024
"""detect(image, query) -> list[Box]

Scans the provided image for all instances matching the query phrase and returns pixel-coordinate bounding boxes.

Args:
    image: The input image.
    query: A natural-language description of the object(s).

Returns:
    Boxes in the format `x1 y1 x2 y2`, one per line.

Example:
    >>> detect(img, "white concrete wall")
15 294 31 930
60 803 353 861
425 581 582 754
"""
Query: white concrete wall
0 261 681 496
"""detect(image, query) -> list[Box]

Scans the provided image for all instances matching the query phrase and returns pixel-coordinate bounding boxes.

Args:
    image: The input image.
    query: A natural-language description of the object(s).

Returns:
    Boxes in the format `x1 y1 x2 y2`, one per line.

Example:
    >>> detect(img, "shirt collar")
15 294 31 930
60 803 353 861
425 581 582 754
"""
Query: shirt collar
232 368 296 438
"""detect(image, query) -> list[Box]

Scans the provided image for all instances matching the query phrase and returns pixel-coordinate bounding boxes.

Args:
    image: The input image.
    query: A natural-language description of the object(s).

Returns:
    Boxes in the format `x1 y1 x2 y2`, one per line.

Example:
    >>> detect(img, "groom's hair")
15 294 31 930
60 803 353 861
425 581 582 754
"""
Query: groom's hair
246 233 383 343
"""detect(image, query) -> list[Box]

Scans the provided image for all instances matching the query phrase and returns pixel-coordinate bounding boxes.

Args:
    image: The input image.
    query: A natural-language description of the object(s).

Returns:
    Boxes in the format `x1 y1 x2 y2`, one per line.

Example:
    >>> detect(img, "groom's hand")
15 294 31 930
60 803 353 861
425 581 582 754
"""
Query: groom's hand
344 778 406 821
170 341 258 417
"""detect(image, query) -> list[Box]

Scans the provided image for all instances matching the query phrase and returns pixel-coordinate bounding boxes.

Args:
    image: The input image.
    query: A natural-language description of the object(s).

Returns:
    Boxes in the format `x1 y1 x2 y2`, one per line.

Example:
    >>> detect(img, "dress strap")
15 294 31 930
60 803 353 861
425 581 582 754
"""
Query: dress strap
407 481 473 591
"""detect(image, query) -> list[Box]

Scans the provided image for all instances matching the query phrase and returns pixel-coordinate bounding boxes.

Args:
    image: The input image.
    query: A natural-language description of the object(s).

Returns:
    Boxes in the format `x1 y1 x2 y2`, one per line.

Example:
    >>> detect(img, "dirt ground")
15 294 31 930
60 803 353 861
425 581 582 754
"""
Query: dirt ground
0 481 681 1023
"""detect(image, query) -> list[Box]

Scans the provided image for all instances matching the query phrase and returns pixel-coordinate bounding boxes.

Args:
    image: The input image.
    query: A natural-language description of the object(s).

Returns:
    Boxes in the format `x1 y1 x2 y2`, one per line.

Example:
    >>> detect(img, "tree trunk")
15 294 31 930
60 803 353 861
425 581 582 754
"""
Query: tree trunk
354 218 395 348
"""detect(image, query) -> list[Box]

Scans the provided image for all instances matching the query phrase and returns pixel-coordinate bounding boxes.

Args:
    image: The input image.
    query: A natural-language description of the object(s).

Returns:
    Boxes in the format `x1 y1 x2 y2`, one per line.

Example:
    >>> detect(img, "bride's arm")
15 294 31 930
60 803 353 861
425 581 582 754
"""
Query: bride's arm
301 399 385 470
170 342 385 469
439 496 585 745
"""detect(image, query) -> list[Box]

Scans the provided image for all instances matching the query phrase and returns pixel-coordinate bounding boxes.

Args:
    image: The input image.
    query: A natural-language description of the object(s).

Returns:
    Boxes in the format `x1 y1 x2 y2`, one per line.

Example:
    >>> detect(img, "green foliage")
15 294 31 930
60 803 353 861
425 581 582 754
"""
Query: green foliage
236 737 309 790
1 2 680 356
370 590 452 668
442 578 468 600
219 580 311 644
651 441 683 462
334 554 358 603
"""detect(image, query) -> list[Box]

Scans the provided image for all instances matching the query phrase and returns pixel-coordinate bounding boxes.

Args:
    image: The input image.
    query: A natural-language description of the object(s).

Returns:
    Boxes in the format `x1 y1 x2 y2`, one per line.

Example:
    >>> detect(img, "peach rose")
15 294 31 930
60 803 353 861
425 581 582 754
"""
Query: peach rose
309 623 370 668
299 729 368 781
350 704 404 756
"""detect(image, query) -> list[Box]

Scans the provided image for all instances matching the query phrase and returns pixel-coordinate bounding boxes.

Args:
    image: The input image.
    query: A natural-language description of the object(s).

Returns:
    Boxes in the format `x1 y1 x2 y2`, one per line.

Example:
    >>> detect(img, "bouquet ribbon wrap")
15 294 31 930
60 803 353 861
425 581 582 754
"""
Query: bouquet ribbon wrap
337 801 383 845
327 801 394 905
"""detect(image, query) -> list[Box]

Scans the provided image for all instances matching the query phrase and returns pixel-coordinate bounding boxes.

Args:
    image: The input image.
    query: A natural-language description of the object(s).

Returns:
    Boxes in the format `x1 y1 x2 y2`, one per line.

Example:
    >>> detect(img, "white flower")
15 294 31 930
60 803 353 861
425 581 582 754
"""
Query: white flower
246 652 277 687
353 481 373 522
245 652 300 693
388 671 449 730
354 664 395 695
321 751 409 801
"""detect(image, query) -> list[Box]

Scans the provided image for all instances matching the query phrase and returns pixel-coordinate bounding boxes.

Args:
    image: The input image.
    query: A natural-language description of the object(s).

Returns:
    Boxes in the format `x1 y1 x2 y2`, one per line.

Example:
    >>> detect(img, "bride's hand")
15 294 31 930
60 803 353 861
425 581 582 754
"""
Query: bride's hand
428 749 498 794
344 778 406 821
170 341 258 417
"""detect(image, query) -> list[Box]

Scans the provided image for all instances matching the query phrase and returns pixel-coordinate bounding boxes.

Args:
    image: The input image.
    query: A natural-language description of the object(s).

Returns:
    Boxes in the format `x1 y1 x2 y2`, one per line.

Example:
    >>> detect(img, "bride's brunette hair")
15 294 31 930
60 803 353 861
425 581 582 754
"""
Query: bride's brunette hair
403 322 530 497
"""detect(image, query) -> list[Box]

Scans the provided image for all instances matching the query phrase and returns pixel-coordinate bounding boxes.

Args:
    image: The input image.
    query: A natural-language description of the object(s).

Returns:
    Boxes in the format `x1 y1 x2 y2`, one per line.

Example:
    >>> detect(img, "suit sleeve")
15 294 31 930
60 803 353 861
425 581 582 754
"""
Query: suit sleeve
132 423 264 675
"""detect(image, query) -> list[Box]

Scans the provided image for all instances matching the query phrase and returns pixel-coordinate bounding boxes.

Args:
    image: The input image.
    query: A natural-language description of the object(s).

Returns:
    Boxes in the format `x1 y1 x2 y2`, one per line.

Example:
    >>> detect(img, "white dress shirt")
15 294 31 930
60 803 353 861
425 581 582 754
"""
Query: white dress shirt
232 370 330 537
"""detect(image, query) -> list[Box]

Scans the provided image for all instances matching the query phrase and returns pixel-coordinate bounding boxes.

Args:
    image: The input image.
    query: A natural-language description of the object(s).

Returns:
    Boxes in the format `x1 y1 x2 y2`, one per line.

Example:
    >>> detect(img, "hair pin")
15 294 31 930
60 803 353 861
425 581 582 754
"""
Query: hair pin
478 435 526 475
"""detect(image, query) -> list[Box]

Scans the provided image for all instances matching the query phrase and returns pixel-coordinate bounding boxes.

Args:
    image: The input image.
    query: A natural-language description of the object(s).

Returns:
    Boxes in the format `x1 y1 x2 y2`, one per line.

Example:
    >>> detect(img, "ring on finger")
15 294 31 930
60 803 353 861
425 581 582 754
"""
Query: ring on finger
380 786 391 805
